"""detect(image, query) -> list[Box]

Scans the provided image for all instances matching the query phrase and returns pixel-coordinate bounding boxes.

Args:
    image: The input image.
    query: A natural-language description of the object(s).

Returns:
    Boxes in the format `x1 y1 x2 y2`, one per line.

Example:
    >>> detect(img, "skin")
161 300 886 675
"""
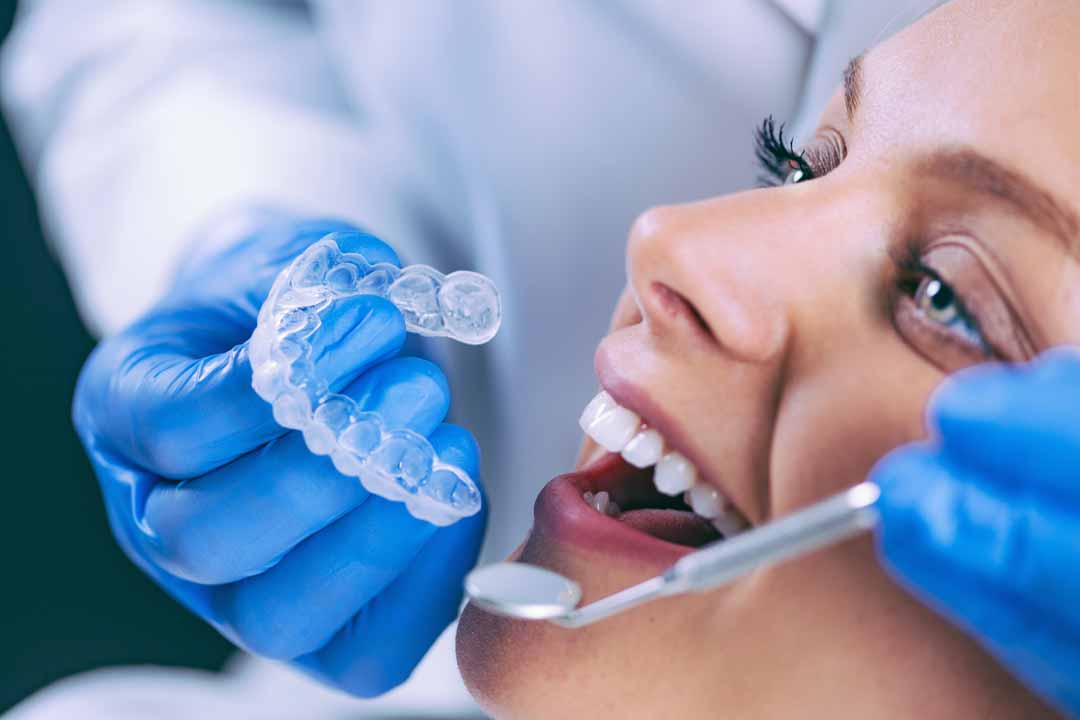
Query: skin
457 1 1080 717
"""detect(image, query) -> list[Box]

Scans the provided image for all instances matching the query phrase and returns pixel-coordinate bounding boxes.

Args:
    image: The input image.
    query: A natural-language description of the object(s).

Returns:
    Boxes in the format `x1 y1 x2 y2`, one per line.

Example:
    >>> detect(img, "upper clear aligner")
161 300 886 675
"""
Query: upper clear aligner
248 234 502 526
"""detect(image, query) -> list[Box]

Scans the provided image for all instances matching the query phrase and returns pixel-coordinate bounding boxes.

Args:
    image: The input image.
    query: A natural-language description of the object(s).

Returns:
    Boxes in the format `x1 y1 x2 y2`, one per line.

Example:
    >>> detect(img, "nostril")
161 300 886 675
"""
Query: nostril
649 282 714 343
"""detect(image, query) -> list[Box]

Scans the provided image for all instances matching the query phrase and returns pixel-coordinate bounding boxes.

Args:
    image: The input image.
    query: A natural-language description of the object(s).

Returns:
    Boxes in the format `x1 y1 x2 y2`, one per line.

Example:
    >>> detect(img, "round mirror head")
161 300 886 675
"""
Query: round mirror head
465 562 582 620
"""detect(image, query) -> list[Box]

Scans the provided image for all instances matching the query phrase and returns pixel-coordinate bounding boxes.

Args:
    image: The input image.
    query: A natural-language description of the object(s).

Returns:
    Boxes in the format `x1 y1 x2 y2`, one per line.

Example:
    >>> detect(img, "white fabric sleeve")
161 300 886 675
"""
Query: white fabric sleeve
3 624 483 720
1 0 457 337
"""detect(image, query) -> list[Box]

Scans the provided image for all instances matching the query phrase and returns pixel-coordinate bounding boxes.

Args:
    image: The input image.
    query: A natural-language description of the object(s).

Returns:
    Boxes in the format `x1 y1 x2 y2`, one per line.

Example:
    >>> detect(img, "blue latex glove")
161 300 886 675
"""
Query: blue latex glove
872 347 1080 716
72 213 487 696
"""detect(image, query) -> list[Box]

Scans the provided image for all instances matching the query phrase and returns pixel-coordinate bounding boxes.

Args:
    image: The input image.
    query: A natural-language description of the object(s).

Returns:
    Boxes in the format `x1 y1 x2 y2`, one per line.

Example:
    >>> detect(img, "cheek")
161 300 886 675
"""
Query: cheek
1042 261 1080 345
768 342 940 515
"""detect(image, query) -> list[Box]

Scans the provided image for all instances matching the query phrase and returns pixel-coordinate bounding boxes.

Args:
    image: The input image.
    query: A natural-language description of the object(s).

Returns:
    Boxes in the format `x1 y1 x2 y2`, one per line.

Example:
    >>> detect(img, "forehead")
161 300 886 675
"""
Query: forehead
857 0 1080 193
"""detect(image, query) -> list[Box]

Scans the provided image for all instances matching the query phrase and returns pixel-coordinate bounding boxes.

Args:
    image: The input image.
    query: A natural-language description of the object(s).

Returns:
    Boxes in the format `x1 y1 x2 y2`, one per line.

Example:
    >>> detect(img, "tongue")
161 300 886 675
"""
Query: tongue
619 508 720 547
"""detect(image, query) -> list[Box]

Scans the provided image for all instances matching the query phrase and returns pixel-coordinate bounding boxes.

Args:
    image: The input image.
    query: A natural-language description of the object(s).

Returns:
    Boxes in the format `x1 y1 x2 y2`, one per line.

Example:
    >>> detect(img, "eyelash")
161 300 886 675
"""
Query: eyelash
754 116 815 188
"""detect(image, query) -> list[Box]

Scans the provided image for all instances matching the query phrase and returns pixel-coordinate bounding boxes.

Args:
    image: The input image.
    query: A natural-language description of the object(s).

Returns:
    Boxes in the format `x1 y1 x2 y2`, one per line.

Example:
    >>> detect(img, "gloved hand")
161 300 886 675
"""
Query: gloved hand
72 213 487 697
872 347 1080 716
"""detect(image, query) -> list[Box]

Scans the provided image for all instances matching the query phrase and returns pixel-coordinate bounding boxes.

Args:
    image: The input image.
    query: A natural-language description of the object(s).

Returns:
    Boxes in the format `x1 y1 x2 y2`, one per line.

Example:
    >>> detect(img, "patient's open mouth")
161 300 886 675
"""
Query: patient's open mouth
573 453 726 548
531 389 753 566
577 390 751 545
566 455 753 553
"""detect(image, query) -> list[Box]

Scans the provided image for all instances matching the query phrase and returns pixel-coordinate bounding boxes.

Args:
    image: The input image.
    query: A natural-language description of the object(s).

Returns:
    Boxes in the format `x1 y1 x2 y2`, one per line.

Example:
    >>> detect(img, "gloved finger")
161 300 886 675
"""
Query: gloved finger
927 347 1080 495
109 228 402 476
212 423 479 662
87 445 217 621
293 425 485 696
874 445 1080 633
980 605 1080 716
169 220 400 314
880 532 1080 717
79 291 406 479
151 224 404 363
138 356 451 584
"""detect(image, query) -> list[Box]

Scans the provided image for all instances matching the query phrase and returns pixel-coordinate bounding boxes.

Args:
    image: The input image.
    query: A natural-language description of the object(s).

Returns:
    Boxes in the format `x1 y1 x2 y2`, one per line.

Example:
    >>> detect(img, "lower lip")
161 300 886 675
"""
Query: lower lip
532 456 700 569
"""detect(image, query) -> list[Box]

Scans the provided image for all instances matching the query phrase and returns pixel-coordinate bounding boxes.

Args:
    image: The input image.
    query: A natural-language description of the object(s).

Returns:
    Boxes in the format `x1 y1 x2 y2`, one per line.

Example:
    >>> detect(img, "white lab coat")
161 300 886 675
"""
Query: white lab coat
1 1 941 717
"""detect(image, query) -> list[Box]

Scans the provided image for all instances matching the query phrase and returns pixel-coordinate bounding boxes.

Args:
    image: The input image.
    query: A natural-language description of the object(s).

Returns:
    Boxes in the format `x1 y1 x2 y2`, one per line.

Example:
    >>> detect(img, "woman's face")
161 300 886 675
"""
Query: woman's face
458 1 1079 717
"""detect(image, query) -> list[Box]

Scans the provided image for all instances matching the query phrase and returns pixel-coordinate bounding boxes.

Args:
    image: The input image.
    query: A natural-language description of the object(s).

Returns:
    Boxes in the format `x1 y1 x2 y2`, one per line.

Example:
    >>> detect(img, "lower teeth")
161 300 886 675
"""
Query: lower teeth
582 490 621 517
582 490 749 540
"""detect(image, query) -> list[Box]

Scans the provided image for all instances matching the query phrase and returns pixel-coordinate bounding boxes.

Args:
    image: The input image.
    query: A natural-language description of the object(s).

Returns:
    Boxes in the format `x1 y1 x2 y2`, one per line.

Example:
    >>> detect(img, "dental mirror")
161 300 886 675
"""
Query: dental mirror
464 481 880 629
465 562 582 620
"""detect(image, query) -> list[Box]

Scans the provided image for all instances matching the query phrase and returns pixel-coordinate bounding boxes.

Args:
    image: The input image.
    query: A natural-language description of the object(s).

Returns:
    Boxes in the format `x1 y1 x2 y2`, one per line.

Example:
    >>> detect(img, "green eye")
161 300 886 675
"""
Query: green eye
914 277 960 324
893 246 996 368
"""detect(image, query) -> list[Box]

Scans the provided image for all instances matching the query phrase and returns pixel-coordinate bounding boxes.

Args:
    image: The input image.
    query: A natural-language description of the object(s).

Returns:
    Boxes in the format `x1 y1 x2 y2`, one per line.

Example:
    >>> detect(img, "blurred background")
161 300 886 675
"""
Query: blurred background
0 1 230 711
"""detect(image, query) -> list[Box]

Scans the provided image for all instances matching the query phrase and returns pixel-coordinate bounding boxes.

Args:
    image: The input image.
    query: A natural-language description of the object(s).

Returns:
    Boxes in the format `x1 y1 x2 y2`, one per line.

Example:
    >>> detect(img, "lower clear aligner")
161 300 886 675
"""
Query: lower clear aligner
248 234 502 526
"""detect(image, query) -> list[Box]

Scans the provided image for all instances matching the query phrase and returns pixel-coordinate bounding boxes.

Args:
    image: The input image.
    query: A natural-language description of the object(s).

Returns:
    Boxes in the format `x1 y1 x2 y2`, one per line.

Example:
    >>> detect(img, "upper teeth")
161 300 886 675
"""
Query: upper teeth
684 484 725 519
578 390 747 535
622 428 663 468
579 390 641 452
655 451 698 495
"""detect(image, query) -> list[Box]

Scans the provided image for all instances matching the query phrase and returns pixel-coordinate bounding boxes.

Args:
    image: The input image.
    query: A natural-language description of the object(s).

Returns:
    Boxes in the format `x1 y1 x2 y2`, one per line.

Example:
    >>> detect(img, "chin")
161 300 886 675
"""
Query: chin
456 453 753 719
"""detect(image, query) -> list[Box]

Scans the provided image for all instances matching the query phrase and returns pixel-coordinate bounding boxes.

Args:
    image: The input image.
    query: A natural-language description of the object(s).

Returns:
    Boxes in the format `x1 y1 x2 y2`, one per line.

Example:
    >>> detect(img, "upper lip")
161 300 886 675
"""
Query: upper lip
594 366 756 525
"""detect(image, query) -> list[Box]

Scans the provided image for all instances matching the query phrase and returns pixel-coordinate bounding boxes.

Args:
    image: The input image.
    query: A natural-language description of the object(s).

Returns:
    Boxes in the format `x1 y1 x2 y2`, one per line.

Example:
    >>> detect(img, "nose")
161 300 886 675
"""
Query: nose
626 190 799 364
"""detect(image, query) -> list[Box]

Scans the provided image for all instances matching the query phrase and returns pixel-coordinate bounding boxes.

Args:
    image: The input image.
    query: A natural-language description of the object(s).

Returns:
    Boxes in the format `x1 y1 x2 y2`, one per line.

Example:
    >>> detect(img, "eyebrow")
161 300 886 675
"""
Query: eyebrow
842 53 1080 257
918 150 1080 255
843 54 864 121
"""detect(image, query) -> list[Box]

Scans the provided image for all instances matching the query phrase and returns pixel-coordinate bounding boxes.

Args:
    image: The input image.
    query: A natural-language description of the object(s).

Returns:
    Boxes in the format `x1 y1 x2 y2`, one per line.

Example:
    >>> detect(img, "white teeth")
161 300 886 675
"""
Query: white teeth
654 451 698 496
685 484 726 519
592 490 611 515
621 428 664 468
711 510 749 538
579 391 641 452
579 391 612 429
582 490 621 517
578 391 747 533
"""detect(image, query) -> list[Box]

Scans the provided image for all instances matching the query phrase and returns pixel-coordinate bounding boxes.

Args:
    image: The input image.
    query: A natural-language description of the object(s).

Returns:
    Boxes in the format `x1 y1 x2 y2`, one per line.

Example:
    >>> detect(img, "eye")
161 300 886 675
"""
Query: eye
906 271 984 348
892 246 994 371
914 276 960 324
754 116 843 188
755 117 814 187
783 167 808 186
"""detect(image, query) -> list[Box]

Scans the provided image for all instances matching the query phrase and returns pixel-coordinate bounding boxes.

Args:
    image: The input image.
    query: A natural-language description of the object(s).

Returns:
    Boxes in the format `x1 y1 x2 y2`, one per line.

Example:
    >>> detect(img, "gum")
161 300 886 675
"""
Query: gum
249 234 501 525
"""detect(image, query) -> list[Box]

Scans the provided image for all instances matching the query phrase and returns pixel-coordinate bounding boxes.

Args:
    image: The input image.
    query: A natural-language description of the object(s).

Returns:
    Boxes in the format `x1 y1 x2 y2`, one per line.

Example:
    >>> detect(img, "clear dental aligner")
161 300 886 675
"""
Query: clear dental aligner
249 234 502 525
